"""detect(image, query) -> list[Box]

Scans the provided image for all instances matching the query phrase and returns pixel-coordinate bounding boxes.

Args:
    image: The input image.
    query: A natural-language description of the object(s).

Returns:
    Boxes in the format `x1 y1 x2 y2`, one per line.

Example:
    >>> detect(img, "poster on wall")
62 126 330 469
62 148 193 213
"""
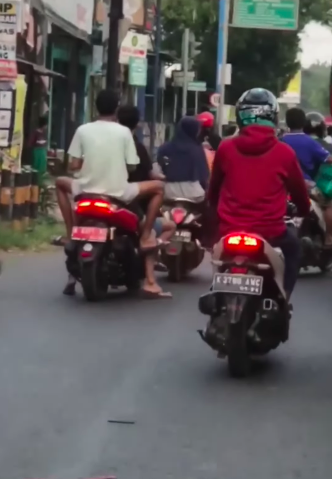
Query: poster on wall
0 1 19 78
0 75 27 171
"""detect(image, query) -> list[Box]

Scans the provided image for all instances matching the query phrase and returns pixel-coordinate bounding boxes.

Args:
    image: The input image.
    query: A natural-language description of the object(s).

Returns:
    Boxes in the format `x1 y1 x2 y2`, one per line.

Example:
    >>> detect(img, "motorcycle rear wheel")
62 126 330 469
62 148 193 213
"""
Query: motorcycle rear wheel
167 255 183 282
81 261 108 302
227 319 250 378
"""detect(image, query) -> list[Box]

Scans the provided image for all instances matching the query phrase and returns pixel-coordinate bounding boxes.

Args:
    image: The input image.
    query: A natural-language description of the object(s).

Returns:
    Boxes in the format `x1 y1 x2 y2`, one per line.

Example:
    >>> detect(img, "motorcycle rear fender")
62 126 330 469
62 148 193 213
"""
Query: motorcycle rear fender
198 292 249 321
79 242 105 263
165 241 183 255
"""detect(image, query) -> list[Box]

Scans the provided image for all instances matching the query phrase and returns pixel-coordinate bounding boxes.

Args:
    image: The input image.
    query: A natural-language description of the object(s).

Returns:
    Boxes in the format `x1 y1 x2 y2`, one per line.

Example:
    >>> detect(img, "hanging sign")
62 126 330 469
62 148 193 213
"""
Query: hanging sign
0 1 18 78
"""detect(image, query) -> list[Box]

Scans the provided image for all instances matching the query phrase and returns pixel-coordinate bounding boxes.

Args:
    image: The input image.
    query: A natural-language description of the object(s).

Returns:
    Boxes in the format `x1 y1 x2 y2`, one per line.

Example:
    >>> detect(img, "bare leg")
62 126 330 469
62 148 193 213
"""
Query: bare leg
159 218 176 243
136 181 164 249
142 252 172 298
55 177 74 240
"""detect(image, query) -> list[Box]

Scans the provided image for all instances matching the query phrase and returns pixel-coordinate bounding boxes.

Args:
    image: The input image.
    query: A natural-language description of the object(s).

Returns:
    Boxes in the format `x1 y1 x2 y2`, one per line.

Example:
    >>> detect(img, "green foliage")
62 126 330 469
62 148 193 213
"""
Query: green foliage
301 63 330 114
162 0 331 102
38 173 57 218
0 220 63 251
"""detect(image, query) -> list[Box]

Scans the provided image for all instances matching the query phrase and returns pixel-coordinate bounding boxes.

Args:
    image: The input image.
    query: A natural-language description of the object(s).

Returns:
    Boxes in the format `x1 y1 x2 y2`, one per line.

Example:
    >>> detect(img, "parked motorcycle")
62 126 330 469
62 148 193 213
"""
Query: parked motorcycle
198 232 291 378
161 199 205 282
65 194 144 302
287 195 331 272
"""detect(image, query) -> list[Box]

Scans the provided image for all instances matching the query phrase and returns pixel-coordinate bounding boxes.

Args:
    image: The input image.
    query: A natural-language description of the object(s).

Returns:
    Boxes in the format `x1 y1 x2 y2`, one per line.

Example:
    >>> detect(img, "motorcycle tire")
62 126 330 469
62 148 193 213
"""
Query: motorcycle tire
167 254 183 282
227 317 250 378
81 261 108 302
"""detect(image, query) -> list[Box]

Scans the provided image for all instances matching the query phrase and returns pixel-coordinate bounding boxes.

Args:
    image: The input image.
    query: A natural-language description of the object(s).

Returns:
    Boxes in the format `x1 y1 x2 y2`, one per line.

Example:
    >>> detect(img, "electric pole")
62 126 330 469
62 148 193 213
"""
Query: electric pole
106 0 123 89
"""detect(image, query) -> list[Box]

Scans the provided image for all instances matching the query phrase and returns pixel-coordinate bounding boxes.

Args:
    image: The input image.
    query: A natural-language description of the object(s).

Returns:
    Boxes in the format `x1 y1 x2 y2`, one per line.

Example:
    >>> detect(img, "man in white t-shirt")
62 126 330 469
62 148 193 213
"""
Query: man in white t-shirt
55 89 164 252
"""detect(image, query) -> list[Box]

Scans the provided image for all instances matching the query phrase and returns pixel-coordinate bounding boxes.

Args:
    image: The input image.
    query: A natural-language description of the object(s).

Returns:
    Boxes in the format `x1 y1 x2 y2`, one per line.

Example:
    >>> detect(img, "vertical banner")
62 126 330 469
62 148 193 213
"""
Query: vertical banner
0 1 19 78
0 75 27 171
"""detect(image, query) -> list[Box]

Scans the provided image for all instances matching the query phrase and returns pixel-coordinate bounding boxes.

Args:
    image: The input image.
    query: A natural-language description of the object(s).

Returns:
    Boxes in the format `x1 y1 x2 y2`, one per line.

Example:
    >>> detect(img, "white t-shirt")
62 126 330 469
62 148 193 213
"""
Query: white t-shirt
68 120 139 197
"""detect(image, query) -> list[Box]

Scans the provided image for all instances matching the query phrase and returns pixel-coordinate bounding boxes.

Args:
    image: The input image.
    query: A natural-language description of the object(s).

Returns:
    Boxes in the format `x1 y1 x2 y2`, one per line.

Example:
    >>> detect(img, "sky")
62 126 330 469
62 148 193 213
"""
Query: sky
300 22 332 67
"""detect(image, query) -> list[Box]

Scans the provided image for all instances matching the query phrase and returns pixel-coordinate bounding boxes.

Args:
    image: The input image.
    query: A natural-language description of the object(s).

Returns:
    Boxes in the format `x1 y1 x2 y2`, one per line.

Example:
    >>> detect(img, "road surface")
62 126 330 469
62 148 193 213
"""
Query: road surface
0 252 331 479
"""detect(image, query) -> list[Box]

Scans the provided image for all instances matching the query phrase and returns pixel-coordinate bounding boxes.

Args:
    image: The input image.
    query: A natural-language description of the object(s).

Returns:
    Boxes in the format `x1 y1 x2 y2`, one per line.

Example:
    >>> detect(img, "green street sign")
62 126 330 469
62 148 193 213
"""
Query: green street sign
187 81 207 92
128 57 148 87
232 0 299 30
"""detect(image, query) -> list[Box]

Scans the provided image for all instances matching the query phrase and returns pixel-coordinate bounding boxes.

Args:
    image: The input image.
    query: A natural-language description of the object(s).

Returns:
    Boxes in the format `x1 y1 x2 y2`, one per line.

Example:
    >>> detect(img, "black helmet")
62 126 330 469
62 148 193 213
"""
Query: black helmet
236 88 279 128
304 111 326 139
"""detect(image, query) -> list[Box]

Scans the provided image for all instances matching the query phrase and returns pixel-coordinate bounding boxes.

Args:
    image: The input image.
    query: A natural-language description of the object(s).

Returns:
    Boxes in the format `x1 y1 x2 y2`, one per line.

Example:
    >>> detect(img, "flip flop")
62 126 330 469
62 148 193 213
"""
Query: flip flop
140 289 173 300
51 235 68 247
63 280 76 296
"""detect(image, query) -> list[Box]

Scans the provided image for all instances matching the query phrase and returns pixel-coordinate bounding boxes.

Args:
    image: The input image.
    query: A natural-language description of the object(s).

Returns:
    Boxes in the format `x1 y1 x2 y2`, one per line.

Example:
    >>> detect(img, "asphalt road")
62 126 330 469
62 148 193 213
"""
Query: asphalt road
0 252 332 479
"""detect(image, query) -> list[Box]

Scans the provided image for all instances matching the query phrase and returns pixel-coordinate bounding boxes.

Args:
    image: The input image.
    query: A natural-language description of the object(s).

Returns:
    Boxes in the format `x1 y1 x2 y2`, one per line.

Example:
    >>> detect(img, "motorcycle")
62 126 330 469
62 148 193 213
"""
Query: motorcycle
287 194 331 272
65 193 144 302
198 232 291 378
160 199 205 282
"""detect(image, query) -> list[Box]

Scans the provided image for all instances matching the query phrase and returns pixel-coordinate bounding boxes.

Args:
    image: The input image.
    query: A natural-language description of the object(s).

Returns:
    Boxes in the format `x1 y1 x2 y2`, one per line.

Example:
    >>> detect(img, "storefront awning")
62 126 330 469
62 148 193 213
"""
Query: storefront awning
17 58 66 78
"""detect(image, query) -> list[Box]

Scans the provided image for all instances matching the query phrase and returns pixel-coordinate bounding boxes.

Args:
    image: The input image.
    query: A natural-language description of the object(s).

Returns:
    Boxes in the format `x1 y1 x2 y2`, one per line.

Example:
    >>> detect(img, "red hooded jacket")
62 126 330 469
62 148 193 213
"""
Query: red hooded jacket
208 125 310 239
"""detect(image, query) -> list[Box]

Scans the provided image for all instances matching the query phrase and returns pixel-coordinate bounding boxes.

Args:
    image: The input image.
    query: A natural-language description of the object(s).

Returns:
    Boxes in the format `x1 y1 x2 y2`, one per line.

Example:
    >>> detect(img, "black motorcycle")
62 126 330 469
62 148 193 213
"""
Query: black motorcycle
161 199 205 282
65 194 144 301
198 232 291 378
287 196 331 272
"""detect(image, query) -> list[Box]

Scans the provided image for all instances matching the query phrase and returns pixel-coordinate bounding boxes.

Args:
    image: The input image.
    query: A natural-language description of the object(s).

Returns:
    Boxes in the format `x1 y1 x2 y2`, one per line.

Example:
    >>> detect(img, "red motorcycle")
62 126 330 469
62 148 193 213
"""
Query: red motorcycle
65 194 144 301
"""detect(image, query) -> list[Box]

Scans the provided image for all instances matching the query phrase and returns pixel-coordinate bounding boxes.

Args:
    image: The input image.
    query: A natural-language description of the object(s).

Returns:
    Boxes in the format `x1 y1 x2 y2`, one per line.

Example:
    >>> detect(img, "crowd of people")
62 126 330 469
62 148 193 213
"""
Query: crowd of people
54 86 332 301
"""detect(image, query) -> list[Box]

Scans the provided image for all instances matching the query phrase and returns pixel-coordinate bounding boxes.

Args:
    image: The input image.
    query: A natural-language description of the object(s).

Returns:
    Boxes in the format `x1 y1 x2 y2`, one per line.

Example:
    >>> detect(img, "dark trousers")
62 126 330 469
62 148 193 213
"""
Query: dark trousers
269 226 300 295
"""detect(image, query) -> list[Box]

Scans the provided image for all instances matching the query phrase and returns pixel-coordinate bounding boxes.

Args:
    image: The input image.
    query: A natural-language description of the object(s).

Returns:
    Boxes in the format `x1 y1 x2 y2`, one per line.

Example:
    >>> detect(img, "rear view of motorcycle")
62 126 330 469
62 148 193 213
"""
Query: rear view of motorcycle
287 195 332 272
161 199 205 282
65 194 144 301
198 233 291 378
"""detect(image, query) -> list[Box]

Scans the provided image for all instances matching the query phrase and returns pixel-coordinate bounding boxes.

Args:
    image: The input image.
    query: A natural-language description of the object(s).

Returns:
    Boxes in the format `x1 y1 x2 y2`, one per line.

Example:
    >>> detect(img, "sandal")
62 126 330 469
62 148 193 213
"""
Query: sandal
140 289 173 300
51 235 68 247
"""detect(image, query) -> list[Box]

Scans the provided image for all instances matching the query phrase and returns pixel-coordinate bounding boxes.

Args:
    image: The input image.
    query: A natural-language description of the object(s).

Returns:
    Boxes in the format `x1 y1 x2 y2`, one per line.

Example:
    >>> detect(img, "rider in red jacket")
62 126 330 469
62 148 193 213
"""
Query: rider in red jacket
208 88 310 298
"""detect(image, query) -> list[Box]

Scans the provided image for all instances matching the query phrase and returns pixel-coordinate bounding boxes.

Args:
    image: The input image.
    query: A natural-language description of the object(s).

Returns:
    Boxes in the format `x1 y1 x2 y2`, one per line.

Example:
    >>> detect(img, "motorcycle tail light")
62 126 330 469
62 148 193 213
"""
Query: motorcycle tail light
171 207 186 224
224 234 263 254
230 267 248 274
76 199 117 217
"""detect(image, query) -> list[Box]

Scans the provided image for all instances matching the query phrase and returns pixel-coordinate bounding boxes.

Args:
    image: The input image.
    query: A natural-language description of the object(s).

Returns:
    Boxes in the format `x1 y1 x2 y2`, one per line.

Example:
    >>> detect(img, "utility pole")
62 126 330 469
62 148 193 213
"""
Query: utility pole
216 0 230 136
106 0 123 89
181 28 190 116
150 0 162 157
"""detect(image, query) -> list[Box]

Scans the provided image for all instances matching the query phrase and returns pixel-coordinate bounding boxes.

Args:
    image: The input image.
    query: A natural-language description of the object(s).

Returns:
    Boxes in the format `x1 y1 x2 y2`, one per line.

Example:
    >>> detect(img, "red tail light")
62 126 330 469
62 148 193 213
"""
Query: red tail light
230 267 248 274
225 234 263 254
75 199 139 232
171 207 186 224
76 199 115 216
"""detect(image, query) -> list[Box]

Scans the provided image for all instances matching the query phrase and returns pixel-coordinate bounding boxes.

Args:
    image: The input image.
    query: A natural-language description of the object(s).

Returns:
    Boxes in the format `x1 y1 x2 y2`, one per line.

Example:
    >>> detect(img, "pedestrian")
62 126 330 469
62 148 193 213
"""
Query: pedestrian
29 116 48 184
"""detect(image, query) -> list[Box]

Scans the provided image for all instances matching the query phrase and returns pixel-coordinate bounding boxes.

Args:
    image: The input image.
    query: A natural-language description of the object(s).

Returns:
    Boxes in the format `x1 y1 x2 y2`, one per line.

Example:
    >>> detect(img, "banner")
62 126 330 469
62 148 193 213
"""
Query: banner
0 1 18 78
0 75 27 172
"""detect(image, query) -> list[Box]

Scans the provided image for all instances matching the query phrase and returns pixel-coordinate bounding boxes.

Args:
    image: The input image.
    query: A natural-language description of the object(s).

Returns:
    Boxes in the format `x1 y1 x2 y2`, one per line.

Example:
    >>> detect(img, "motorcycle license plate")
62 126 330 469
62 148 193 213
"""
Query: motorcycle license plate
173 230 191 242
71 226 108 242
213 273 263 296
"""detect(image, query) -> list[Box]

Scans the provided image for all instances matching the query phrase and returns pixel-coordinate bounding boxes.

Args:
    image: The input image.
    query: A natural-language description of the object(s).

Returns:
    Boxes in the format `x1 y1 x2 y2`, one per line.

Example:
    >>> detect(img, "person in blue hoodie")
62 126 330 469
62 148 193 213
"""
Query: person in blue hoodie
282 107 332 182
282 107 332 246
157 116 209 203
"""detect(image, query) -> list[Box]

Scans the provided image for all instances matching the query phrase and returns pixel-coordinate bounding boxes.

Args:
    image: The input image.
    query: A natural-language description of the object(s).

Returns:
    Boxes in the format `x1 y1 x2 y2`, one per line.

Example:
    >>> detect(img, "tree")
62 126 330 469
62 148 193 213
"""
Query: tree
301 63 330 114
162 0 331 103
